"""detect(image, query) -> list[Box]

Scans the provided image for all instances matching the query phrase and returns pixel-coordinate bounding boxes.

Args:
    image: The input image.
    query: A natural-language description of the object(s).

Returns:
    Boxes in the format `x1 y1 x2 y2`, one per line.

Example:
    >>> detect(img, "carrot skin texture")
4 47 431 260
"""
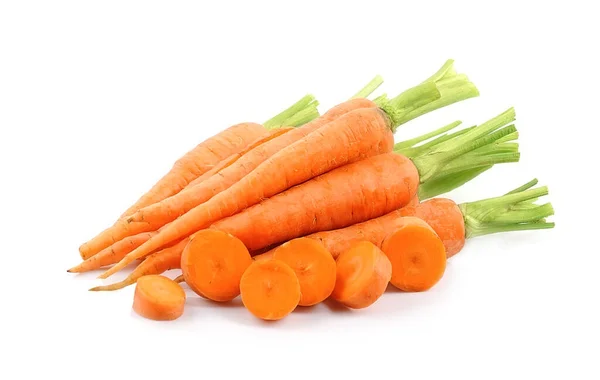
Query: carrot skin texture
132 275 186 321
214 152 418 252
78 122 267 260
68 232 157 273
400 198 465 257
99 100 400 278
89 238 187 291
381 217 447 291
331 241 392 309
240 259 301 321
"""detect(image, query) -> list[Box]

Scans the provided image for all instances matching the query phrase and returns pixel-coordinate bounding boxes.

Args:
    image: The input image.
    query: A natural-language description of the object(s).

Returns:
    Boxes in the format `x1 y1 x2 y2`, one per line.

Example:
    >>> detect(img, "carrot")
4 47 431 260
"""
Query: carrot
78 94 319 260
380 217 447 291
99 63 481 279
239 259 301 321
180 229 252 302
331 241 392 309
67 231 157 273
88 238 188 291
132 275 186 321
271 237 337 306
214 107 522 254
400 179 555 257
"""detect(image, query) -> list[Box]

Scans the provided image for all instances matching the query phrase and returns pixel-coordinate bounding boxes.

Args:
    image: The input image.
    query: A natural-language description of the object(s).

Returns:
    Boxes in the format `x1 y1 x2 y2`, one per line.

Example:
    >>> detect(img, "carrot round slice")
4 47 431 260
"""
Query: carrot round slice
181 230 252 302
240 259 301 321
381 217 447 292
331 241 392 309
132 275 186 321
272 238 336 306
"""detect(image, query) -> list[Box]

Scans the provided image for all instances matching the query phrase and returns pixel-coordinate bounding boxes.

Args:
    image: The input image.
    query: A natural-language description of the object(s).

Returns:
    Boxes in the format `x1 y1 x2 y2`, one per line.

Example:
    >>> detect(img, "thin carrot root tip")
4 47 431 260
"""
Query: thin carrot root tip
272 238 337 307
381 217 447 292
331 241 392 310
181 230 252 302
132 275 186 321
240 259 301 321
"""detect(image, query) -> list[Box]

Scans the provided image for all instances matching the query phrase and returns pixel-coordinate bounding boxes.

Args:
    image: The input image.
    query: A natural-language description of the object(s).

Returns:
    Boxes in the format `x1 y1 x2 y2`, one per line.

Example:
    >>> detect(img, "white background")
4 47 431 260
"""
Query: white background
1 1 599 379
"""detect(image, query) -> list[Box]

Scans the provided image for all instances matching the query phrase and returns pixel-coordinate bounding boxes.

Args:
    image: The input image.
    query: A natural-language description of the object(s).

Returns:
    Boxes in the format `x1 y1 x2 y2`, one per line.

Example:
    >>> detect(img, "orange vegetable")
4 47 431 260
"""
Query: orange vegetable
381 217 447 291
132 275 186 321
89 238 188 291
331 241 392 309
180 230 252 302
271 238 337 306
240 259 301 321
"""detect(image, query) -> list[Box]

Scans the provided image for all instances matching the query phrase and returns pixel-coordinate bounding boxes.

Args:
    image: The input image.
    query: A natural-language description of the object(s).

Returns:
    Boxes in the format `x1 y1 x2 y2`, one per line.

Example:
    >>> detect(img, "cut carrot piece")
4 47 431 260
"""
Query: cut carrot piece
381 217 447 292
331 241 392 309
180 230 252 302
272 238 336 306
132 275 186 321
240 259 301 321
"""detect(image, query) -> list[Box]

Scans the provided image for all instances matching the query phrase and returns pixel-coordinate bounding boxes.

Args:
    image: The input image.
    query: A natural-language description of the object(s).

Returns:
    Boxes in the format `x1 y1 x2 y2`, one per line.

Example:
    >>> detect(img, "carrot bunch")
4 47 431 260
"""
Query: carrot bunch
68 59 554 322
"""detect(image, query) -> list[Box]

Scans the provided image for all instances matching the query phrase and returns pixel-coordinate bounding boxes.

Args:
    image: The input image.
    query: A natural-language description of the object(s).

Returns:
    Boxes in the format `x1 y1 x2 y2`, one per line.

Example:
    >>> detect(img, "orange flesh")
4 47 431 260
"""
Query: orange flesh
240 259 301 321
181 230 252 302
381 217 447 292
132 275 186 321
331 241 392 309
272 238 336 306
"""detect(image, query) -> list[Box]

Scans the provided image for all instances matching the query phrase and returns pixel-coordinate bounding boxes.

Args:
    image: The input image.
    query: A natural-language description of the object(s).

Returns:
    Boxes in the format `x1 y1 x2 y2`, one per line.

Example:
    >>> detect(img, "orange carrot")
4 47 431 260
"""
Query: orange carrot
271 238 337 306
67 231 157 273
132 275 186 321
180 230 252 302
88 238 188 291
78 94 319 260
239 259 301 321
380 217 447 291
100 62 481 279
331 241 392 309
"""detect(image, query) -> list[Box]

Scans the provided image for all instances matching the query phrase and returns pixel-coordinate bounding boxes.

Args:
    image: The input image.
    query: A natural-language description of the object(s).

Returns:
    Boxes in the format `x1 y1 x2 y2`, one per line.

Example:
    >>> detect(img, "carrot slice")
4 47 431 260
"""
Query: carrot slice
240 259 301 321
381 217 447 292
331 241 392 309
132 275 186 321
272 238 336 306
180 229 252 302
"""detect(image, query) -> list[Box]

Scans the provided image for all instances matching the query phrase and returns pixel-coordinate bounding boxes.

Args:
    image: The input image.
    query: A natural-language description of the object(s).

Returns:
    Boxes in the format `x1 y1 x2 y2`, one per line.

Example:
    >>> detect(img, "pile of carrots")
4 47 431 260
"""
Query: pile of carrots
69 60 555 321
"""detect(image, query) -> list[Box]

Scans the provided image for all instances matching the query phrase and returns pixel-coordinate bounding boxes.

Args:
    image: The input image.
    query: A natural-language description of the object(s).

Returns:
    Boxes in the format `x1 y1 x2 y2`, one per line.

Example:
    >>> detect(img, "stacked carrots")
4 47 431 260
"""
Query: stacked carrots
69 59 554 322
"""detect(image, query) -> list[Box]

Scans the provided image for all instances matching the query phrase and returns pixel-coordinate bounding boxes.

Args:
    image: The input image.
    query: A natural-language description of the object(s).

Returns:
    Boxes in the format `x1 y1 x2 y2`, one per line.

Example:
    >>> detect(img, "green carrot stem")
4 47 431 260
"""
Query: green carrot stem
420 59 457 84
495 131 519 144
373 93 389 107
505 179 539 195
394 121 462 151
263 94 317 129
458 184 555 238
398 125 478 157
433 151 520 177
417 165 493 200
469 142 519 157
351 75 384 99
280 102 320 127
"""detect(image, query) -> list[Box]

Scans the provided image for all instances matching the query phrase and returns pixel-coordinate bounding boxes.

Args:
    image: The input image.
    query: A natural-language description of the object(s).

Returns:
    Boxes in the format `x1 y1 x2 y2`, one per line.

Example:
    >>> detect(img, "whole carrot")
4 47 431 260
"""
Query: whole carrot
99 61 480 279
89 238 188 291
212 108 520 253
78 94 319 260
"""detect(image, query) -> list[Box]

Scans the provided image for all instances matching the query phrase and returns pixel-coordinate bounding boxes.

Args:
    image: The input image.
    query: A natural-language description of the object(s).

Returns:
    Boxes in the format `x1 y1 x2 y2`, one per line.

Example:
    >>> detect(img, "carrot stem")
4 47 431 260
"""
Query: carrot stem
459 182 555 238
280 102 321 127
394 121 462 151
263 94 318 129
351 74 384 99
417 166 493 200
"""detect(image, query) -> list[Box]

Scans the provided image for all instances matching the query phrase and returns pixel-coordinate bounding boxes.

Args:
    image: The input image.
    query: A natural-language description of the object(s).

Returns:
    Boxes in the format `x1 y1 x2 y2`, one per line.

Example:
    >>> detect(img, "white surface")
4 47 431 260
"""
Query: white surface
1 1 599 379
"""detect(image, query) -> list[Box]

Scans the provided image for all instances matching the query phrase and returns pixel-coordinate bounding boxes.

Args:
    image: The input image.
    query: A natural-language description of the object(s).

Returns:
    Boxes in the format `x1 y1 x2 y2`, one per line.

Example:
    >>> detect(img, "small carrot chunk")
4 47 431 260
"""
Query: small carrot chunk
381 217 447 292
331 241 392 309
180 229 252 302
132 275 186 321
272 238 336 306
240 259 301 321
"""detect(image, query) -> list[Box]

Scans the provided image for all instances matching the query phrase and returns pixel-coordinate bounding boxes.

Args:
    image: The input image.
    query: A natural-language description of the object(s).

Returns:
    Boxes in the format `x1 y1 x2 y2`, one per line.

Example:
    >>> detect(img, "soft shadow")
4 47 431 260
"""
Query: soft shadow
322 298 352 314
385 283 404 293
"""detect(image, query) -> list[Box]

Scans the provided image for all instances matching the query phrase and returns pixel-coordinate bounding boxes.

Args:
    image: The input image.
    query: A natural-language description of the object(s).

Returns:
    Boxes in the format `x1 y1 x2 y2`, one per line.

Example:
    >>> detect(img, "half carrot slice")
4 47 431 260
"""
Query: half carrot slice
331 241 392 309
132 275 186 321
381 217 446 292
272 238 336 306
180 230 252 302
240 259 301 321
